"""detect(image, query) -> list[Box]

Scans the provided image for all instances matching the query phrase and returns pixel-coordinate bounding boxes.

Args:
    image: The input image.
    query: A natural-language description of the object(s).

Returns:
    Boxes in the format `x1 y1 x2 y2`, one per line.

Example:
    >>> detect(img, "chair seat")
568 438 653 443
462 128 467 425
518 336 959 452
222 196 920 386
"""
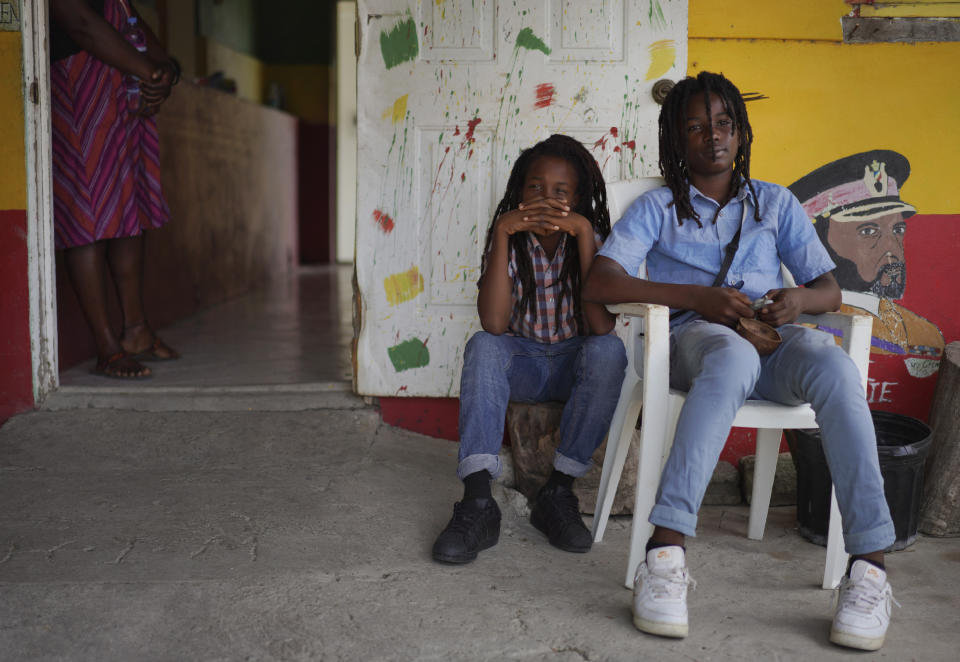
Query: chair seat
733 399 816 428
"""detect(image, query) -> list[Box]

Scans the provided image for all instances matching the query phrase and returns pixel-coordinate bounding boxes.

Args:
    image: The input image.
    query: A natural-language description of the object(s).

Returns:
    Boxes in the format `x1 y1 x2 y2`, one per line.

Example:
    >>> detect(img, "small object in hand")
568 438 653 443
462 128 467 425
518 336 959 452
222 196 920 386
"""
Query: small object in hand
736 317 782 356
751 296 774 311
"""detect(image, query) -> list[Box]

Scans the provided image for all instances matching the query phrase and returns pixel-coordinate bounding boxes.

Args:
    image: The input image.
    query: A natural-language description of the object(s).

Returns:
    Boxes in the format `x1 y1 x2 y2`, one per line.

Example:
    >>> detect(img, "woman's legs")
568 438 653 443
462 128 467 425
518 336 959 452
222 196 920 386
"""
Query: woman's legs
107 234 178 359
63 239 150 377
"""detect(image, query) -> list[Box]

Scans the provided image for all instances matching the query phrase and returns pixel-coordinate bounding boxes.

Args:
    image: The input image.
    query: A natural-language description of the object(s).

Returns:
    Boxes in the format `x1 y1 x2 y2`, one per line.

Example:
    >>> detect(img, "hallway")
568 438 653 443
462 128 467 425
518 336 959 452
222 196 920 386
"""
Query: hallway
58 265 354 391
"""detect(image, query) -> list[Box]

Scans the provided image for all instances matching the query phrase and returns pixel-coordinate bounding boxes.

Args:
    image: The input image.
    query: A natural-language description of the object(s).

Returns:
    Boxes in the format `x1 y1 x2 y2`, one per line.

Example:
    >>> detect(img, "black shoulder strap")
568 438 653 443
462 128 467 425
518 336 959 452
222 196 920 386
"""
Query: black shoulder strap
669 200 748 320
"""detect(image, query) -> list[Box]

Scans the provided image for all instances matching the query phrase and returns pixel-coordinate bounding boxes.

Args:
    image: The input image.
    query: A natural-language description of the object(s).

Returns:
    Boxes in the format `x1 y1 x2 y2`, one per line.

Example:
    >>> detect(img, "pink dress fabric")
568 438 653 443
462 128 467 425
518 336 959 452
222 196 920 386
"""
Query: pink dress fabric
50 0 170 249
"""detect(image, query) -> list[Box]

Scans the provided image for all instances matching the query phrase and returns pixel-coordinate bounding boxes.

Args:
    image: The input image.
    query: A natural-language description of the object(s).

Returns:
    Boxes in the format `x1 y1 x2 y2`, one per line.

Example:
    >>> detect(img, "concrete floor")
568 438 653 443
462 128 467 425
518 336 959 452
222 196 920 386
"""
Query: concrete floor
3 268 959 661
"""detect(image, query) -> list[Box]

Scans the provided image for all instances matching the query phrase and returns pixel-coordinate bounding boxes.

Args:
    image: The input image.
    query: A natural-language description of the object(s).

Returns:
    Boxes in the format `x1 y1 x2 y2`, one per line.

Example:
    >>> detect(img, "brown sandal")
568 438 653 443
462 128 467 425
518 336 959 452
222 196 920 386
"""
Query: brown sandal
128 337 180 362
92 352 152 379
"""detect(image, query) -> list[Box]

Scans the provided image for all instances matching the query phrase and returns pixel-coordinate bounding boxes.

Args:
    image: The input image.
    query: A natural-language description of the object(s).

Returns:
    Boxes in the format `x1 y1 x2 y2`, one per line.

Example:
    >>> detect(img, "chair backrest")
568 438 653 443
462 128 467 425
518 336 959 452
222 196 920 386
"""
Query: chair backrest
607 177 665 224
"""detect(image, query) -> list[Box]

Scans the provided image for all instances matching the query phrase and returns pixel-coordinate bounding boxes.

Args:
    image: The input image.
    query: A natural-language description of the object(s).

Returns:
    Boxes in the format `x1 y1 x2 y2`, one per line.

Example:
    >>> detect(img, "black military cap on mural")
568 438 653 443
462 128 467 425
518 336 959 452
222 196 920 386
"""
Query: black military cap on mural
788 149 916 224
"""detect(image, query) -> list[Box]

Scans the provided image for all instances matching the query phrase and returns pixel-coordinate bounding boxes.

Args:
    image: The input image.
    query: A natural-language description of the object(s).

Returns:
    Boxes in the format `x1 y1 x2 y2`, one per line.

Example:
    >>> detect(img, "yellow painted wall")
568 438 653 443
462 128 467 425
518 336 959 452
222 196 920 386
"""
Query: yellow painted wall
203 40 334 125
689 0 960 214
205 38 265 104
0 32 26 210
262 63 333 125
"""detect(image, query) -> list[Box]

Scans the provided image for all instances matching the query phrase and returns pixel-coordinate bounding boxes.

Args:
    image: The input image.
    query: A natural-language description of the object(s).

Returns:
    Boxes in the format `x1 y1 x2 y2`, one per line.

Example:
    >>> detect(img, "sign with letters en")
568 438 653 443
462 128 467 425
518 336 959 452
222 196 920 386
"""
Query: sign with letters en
0 1 20 32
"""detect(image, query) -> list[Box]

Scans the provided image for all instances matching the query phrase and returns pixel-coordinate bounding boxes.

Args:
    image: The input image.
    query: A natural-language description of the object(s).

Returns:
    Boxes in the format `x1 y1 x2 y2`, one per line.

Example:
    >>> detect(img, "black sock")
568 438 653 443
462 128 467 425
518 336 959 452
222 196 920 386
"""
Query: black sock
462 470 492 501
849 556 885 574
645 539 685 554
545 469 575 491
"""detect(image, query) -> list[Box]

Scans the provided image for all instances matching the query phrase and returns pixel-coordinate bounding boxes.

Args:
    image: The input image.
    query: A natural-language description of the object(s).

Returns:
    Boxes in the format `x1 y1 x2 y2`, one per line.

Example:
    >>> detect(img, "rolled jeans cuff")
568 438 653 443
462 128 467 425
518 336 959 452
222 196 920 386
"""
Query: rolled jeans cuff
649 504 699 538
845 521 897 556
457 453 502 481
553 450 591 478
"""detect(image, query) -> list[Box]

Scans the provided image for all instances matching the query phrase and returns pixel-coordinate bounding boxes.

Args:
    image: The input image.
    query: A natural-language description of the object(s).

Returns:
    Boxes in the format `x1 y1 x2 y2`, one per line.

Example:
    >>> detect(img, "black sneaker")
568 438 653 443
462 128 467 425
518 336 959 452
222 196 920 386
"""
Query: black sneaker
530 484 592 553
432 497 501 564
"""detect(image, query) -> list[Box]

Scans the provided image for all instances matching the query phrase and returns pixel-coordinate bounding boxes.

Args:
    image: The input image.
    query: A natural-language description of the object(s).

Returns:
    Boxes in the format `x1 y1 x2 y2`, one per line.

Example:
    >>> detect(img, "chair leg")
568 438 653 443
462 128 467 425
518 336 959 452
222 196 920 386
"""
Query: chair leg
747 428 782 540
623 408 674 589
822 485 848 589
591 381 642 543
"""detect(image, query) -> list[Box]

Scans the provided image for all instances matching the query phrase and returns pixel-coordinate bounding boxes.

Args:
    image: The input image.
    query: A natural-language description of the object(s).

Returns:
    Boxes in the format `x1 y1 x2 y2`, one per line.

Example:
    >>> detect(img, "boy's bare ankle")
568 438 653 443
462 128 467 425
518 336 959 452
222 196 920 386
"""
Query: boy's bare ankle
651 526 685 548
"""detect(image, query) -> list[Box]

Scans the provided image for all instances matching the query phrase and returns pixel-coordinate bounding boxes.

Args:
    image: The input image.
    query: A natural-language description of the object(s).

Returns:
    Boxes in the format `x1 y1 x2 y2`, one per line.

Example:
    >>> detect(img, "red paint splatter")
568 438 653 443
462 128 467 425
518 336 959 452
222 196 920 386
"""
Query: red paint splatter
534 83 556 109
372 209 395 234
461 173 466 182
465 117 482 144
468 149 474 159
593 127 624 152
453 126 461 136
445 146 450 153
623 140 636 150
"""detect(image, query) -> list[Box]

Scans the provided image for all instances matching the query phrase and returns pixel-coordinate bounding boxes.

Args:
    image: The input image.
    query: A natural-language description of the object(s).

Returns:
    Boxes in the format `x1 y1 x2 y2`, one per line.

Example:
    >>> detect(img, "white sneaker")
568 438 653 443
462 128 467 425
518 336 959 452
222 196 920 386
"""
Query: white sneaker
632 545 694 638
830 560 898 651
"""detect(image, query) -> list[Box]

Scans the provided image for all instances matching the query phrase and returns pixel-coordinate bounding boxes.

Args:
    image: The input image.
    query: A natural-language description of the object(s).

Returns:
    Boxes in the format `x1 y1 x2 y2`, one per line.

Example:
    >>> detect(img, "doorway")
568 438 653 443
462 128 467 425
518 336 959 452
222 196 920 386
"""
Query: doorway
28 1 359 401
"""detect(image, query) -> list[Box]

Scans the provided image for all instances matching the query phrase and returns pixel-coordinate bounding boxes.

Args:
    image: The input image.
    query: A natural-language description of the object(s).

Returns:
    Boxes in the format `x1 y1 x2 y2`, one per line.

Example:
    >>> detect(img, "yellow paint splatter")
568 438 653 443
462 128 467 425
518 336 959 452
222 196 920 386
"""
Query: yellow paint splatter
646 39 676 81
436 0 446 5
384 266 424 306
382 94 409 124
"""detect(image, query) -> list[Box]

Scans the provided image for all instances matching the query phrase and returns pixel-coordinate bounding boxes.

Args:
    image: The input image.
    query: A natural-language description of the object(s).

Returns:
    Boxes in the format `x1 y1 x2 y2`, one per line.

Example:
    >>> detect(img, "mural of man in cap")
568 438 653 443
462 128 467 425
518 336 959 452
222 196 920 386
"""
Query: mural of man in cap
789 150 943 364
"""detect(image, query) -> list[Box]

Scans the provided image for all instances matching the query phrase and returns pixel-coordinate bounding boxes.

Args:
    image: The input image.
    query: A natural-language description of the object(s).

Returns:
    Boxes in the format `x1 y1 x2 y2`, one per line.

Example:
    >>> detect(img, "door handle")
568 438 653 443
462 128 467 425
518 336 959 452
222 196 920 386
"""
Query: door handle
652 79 676 105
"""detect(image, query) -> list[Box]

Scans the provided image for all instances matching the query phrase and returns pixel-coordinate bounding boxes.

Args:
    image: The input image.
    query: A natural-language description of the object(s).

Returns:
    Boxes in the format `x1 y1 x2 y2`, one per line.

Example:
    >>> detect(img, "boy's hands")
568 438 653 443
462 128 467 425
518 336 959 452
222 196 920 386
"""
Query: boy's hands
495 198 590 238
755 288 805 326
694 286 754 326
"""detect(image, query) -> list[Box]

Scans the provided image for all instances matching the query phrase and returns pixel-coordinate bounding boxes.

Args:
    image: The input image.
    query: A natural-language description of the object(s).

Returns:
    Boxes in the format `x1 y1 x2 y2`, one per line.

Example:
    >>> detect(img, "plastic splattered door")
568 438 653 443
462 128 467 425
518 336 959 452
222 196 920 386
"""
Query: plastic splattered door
355 0 686 397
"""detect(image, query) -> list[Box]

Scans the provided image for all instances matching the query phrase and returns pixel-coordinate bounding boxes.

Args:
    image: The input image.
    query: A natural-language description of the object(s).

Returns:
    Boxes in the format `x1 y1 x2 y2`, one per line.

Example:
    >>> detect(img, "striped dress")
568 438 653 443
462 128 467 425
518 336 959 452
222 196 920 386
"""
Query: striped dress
51 0 169 249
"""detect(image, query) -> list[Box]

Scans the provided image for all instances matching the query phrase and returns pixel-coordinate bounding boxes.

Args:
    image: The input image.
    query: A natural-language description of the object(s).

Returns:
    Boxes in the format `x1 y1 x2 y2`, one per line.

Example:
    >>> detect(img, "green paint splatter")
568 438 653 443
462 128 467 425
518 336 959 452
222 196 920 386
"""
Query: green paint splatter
649 0 667 31
388 338 430 372
380 17 419 70
515 27 550 55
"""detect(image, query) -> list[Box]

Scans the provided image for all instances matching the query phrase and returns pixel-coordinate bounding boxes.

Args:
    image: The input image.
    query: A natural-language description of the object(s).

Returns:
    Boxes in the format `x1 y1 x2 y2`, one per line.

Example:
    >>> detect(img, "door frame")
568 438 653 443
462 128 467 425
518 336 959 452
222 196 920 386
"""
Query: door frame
21 0 59 404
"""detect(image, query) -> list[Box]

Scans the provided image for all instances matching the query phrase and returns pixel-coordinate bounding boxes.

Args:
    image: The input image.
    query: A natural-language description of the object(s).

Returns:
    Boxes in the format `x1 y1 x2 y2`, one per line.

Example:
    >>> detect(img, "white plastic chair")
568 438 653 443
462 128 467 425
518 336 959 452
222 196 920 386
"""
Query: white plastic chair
592 178 873 590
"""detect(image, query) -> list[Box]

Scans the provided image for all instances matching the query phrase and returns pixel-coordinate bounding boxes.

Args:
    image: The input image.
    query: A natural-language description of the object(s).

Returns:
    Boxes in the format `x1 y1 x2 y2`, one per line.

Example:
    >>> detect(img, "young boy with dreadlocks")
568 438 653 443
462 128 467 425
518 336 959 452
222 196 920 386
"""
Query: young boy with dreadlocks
584 72 897 650
432 134 627 564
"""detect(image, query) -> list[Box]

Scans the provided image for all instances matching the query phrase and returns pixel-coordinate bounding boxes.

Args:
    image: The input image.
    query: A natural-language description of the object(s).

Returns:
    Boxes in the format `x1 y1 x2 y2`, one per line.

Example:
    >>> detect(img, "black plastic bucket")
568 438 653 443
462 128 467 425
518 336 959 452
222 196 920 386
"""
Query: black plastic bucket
788 410 932 551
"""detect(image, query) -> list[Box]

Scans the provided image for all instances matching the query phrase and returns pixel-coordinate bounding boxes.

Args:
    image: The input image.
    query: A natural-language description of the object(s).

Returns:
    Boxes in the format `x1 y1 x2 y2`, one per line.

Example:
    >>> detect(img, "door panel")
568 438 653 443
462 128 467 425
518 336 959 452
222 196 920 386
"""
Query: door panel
356 0 687 396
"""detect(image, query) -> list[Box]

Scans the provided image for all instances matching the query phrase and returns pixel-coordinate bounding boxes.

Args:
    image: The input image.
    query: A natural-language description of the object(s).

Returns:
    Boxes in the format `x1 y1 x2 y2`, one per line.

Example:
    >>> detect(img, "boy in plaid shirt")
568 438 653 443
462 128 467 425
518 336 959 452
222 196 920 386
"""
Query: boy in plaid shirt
432 135 627 564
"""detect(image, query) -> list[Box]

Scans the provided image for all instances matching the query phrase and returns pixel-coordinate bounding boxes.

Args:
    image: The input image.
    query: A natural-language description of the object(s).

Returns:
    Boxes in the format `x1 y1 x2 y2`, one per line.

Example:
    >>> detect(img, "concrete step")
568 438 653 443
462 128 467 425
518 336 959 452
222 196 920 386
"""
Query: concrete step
41 382 370 413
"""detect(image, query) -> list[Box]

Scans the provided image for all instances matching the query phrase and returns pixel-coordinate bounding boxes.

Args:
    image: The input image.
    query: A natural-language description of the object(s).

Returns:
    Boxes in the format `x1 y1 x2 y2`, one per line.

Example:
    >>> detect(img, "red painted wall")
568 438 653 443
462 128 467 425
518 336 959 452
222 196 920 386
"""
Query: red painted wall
298 120 336 264
0 209 34 423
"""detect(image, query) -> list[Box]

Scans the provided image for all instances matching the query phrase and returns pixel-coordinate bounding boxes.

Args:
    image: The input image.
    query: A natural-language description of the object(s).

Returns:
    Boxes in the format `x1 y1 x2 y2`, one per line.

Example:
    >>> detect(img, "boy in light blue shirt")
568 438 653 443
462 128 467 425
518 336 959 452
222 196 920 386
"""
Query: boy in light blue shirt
584 71 896 650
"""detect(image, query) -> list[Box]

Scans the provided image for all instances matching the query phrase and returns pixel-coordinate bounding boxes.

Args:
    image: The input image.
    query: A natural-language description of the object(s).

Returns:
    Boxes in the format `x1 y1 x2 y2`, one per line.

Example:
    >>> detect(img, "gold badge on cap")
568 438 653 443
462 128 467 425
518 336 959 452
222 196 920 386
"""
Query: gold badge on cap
864 160 888 197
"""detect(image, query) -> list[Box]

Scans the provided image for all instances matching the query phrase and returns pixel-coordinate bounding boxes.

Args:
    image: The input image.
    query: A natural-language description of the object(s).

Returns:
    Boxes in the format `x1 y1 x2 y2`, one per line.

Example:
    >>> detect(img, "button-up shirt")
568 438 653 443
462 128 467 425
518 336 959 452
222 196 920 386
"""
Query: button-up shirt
482 232 603 343
598 180 835 325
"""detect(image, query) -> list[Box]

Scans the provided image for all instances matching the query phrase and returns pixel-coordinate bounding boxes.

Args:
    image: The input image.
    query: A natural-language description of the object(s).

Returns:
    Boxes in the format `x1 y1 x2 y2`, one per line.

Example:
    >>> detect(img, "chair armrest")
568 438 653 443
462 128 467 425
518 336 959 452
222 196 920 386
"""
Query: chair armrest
798 311 873 392
606 302 670 317
796 311 870 331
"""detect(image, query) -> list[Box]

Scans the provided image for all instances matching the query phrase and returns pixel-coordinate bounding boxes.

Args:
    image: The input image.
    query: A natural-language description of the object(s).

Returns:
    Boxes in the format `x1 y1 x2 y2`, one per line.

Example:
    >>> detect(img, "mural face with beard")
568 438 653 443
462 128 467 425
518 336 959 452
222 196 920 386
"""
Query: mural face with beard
818 212 908 299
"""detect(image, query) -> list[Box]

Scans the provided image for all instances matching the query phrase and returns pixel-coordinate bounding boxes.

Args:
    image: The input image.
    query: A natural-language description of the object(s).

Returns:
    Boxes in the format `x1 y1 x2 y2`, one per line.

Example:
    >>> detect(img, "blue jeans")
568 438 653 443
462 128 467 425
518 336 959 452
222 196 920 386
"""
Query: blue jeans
651 320 895 556
457 331 627 481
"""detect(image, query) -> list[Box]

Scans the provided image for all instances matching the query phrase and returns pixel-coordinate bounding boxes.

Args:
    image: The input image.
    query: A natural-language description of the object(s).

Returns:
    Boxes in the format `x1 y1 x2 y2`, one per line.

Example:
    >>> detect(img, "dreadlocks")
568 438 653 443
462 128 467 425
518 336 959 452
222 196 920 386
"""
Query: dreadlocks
658 71 763 228
481 134 610 334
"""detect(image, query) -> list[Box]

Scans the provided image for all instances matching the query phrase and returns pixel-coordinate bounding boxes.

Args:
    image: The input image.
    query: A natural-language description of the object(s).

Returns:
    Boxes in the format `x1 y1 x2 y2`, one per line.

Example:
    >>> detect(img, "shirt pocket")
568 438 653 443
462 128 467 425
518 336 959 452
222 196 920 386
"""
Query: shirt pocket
740 228 780 274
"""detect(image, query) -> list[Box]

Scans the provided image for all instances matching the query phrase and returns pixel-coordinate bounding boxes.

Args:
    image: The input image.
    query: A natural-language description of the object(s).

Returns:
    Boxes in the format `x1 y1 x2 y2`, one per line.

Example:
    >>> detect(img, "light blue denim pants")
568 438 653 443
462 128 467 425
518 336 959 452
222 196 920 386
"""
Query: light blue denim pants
650 320 896 555
457 331 627 481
